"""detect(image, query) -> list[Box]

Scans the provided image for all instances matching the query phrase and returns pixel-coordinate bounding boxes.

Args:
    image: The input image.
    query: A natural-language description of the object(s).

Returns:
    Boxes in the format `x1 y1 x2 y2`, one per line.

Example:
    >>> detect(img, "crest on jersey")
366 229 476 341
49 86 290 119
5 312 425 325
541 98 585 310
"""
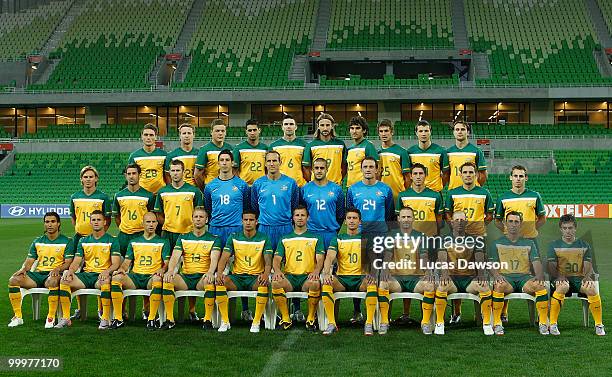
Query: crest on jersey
527 202 533 208
430 158 435 163
328 191 335 197
184 196 191 201
476 200 481 204
55 247 61 252
232 186 238 191
389 158 396 163
139 201 146 207
426 202 431 207
157 161 163 167
281 185 288 191
376 191 382 196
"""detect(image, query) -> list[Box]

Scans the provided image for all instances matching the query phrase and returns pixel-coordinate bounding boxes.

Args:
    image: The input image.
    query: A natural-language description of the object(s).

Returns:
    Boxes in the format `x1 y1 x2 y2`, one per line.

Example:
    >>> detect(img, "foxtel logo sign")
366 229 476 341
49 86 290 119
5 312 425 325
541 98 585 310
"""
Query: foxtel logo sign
545 204 609 218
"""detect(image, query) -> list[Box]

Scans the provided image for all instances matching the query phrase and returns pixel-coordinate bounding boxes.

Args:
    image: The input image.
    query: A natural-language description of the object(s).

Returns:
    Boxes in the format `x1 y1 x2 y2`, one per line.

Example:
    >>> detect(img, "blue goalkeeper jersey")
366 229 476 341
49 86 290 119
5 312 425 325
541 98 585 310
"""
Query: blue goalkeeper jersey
204 176 250 227
251 174 299 226
301 181 345 233
346 180 395 233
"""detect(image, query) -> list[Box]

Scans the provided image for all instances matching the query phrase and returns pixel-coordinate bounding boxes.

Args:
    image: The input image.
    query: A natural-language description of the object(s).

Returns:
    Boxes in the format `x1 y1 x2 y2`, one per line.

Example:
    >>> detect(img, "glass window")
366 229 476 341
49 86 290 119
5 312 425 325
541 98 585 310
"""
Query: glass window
137 106 157 125
476 103 498 123
0 108 15 137
17 109 27 136
36 107 55 129
117 107 137 124
431 103 454 122
178 105 198 127
282 105 303 123
106 107 118 124
198 105 220 127
75 107 86 125
56 107 76 125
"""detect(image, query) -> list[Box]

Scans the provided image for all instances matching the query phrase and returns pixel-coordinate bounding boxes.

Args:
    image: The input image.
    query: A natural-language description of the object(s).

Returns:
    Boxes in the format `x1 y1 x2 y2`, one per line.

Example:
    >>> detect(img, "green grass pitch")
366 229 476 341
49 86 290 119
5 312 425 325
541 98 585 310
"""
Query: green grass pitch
0 218 611 377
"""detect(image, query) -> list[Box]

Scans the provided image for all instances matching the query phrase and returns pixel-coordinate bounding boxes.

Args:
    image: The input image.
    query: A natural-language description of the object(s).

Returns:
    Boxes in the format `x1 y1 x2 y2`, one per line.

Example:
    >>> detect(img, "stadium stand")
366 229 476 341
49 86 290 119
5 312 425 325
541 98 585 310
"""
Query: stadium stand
319 73 460 87
0 153 128 203
326 0 454 49
29 0 192 90
554 150 612 174
175 0 317 88
0 0 70 60
20 124 142 139
465 0 612 85
598 0 612 36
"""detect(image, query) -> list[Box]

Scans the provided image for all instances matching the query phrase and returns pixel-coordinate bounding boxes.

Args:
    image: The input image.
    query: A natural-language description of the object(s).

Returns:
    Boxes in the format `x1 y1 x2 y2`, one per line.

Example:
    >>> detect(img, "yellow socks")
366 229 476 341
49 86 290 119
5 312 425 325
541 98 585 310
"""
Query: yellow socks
378 288 390 325
535 289 548 325
322 284 336 325
8 285 22 319
148 281 162 321
47 286 59 320
492 291 505 326
502 300 509 317
59 283 72 319
435 290 448 325
307 289 320 323
215 286 229 323
588 294 603 326
203 284 215 322
110 281 123 321
100 283 111 321
365 285 377 325
550 291 565 324
272 288 290 323
253 286 269 325
479 290 492 326
421 291 435 325
162 282 175 322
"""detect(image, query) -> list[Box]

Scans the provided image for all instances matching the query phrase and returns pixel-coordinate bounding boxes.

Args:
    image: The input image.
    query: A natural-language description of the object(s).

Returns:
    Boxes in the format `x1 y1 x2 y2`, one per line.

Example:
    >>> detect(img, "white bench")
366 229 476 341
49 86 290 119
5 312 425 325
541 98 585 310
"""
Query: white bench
20 288 62 321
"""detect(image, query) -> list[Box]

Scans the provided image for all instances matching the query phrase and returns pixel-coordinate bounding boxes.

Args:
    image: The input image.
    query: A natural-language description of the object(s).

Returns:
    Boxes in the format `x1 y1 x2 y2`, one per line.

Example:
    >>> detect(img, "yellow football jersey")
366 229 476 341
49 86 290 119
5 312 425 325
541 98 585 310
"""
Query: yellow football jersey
446 187 493 236
331 235 363 276
28 235 73 272
277 233 323 275
445 243 476 276
77 234 119 273
113 191 152 234
379 147 409 199
447 152 478 190
225 232 272 275
391 238 425 276
235 146 267 186
176 233 220 274
171 155 197 186
133 156 166 194
496 245 533 275
271 144 307 187
154 184 203 234
398 191 442 237
553 248 587 277
127 238 170 275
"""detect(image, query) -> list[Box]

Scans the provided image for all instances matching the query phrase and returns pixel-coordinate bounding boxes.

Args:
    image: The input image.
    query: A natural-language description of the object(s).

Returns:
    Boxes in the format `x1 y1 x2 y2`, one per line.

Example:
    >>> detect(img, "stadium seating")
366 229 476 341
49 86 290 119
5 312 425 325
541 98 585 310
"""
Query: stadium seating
598 0 612 37
0 127 12 138
465 0 612 85
0 0 70 59
553 150 612 174
30 0 191 90
0 153 128 203
175 0 317 88
484 173 612 204
327 0 454 49
19 124 143 139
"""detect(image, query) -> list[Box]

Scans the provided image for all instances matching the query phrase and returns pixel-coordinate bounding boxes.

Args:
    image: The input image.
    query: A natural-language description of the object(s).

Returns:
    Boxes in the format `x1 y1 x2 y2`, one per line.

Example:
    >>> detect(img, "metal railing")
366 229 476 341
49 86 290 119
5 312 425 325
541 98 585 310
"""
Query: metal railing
2 80 612 95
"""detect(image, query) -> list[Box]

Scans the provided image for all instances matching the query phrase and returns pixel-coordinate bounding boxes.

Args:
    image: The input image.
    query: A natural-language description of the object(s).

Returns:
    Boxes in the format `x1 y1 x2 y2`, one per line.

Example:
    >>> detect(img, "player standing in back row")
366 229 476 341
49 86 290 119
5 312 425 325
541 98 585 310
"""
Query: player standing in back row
446 120 487 190
407 120 449 192
128 123 167 195
195 118 233 190
346 116 378 188
269 114 308 187
303 112 346 185
165 123 199 187
233 119 267 186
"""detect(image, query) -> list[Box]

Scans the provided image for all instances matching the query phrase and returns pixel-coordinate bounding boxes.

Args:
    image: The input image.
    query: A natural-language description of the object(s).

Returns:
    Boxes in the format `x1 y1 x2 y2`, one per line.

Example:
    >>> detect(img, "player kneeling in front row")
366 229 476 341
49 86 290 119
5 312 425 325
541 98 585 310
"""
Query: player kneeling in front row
55 210 121 329
436 211 493 335
489 211 549 335
548 214 605 336
215 210 273 333
162 208 221 330
320 208 379 336
8 212 74 328
379 207 436 335
272 205 325 331
109 212 170 329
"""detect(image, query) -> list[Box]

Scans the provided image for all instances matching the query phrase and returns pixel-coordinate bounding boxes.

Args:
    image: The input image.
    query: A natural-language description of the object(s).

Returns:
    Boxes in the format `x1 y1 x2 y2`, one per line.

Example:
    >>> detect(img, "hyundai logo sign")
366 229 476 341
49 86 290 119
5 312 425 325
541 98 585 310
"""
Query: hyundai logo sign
8 206 26 217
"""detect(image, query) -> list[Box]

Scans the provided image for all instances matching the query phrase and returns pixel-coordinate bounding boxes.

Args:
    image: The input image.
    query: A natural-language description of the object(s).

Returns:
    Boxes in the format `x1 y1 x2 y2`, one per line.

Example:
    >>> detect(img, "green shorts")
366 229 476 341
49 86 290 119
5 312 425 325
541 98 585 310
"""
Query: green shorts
75 272 100 289
504 275 533 293
127 273 152 290
118 231 143 256
286 274 308 291
26 271 50 288
336 275 364 292
551 277 584 296
180 273 204 291
228 274 258 291
394 275 422 293
161 230 182 250
452 276 475 293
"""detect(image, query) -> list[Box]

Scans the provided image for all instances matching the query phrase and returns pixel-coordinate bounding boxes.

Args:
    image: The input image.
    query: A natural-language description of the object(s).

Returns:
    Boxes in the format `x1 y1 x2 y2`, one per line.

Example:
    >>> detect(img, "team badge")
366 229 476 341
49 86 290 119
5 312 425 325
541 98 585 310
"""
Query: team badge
139 201 146 207
328 191 335 197
281 185 288 191
376 191 382 196
232 186 238 191
184 196 191 201
476 200 481 204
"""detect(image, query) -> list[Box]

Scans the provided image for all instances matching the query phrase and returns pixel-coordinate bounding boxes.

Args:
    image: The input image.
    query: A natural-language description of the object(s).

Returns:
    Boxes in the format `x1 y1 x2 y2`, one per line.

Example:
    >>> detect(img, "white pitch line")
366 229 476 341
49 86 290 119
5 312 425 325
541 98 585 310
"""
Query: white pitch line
258 330 303 377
